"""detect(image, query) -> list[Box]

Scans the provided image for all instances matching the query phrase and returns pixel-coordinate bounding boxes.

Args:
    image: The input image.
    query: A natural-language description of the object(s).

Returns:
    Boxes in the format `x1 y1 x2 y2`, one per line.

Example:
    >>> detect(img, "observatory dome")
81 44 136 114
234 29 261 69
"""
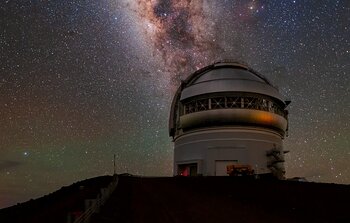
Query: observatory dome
169 61 288 138
169 61 290 178
180 62 283 101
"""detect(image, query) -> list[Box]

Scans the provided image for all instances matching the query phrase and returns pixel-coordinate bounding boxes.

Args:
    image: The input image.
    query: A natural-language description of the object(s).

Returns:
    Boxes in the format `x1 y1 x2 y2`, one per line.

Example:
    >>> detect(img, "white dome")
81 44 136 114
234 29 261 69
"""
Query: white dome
169 61 289 137
180 62 283 101
169 61 290 179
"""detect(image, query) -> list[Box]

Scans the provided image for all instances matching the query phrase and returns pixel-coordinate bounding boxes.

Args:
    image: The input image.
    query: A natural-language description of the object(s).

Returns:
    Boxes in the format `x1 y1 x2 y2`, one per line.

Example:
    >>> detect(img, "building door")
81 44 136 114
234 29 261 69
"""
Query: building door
178 163 198 176
215 160 238 176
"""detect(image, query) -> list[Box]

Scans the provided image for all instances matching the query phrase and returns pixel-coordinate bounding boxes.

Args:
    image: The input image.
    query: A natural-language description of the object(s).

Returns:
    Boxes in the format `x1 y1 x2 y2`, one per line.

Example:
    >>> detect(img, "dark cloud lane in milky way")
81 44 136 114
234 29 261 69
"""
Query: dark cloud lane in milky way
0 0 349 208
126 0 224 82
0 160 22 171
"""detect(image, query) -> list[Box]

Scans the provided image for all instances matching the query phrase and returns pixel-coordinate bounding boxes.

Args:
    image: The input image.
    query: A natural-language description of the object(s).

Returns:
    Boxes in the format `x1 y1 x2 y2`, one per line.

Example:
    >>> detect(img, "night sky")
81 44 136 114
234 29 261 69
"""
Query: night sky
0 0 349 208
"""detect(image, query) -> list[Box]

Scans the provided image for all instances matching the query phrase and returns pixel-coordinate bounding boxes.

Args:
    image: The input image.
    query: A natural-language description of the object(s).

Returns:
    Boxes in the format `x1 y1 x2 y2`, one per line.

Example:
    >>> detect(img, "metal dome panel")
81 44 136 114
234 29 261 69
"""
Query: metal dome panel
193 68 266 84
180 79 283 101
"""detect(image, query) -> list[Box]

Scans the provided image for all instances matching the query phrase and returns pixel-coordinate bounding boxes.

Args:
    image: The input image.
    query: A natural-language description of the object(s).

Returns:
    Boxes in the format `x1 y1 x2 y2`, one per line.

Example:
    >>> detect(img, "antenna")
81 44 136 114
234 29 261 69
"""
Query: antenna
113 154 116 175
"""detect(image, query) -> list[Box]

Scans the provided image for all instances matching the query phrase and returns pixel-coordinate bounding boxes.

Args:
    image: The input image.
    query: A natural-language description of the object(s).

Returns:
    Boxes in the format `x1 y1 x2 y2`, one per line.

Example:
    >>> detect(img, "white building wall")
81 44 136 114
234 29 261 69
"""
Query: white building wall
174 127 283 176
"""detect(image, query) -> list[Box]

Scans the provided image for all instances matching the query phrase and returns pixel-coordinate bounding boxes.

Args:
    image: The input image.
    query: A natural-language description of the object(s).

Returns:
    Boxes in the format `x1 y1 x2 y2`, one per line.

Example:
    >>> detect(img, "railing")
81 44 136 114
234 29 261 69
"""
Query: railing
183 96 288 119
70 175 119 223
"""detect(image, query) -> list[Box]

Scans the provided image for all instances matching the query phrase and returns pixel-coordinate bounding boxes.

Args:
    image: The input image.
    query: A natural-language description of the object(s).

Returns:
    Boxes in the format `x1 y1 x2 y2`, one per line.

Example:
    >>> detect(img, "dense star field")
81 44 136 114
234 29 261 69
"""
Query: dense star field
0 0 349 208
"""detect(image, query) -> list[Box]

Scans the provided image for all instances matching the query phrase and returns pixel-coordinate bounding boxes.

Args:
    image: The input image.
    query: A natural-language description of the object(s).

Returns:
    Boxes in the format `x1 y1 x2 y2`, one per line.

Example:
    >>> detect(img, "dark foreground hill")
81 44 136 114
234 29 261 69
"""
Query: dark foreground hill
1 175 349 223
91 176 349 223
0 175 114 223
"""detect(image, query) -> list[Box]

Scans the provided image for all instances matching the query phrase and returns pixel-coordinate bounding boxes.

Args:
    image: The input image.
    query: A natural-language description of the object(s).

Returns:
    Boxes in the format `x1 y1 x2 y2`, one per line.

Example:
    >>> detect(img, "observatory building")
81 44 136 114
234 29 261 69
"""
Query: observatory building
169 61 290 178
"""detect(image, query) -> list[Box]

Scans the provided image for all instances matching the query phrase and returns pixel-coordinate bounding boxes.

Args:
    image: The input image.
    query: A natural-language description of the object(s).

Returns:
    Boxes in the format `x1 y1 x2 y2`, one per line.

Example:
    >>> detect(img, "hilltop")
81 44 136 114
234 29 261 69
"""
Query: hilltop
1 175 349 223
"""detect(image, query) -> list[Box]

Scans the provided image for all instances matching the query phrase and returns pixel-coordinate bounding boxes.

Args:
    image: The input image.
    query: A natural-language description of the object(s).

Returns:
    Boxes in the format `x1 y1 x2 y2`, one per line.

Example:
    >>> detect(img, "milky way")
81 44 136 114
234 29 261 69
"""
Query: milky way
126 0 223 83
0 0 349 208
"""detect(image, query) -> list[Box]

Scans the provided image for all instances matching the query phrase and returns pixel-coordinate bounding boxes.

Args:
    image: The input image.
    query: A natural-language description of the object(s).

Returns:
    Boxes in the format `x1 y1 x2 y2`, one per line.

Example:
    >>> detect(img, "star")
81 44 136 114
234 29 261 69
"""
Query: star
0 0 348 209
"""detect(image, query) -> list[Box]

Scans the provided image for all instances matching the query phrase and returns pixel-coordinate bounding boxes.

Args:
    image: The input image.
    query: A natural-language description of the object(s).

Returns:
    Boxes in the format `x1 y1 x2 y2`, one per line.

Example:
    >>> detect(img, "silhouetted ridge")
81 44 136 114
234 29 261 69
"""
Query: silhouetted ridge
1 175 349 223
0 175 113 223
91 176 350 223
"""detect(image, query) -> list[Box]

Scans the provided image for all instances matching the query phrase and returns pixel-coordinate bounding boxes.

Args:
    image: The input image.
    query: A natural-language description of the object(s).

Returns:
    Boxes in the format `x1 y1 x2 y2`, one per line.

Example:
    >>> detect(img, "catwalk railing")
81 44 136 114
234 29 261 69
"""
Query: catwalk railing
68 175 119 223
183 96 288 118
